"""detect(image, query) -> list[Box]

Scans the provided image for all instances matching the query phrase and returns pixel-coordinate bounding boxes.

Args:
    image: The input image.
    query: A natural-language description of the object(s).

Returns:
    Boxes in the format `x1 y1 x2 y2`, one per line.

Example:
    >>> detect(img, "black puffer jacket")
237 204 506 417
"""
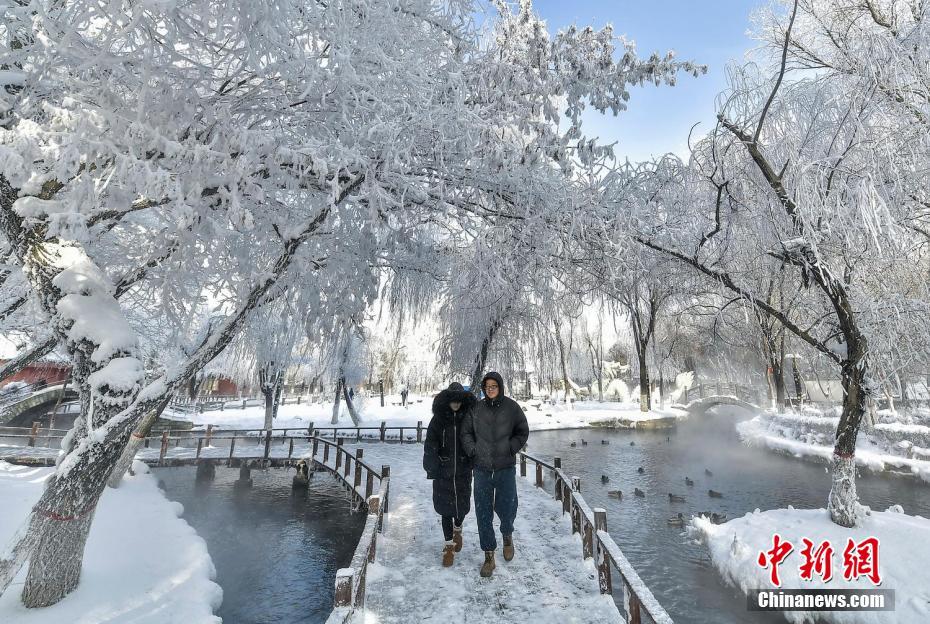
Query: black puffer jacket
461 372 530 471
423 385 475 517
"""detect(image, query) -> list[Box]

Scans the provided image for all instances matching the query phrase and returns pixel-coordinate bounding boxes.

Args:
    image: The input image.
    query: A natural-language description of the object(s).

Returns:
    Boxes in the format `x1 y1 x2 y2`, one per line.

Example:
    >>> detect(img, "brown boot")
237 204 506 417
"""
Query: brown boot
452 526 463 552
442 542 455 567
480 550 496 577
502 534 514 561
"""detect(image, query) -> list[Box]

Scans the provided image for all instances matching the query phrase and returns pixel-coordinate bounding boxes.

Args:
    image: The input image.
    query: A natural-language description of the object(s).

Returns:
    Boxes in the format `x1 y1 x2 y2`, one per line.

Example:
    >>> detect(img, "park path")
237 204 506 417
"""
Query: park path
354 443 621 624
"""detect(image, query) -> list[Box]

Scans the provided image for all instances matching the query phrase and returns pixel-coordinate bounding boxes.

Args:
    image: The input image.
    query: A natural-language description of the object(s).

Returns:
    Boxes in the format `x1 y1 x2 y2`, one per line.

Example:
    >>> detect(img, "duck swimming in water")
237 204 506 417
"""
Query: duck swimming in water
705 468 714 477
601 475 610 484
581 439 588 446
637 466 645 474
601 440 610 445
667 512 685 527
708 489 723 498
293 460 310 488
570 441 577 447
685 477 694 487
634 488 645 497
668 493 686 503
607 490 622 499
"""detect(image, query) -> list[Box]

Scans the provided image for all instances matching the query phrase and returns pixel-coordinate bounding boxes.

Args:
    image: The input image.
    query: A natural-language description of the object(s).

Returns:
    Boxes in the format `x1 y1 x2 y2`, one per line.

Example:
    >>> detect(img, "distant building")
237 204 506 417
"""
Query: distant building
0 358 71 387
200 375 240 397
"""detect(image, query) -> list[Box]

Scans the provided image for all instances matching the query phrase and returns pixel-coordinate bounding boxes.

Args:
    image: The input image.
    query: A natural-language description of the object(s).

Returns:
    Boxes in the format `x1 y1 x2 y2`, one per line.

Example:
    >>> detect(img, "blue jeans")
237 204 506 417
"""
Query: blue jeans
473 466 518 551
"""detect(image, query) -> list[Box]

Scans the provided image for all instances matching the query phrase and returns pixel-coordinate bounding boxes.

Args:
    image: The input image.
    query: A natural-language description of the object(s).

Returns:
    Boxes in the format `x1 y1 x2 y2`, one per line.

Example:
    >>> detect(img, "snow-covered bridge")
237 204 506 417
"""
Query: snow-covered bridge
678 382 763 415
0 425 673 624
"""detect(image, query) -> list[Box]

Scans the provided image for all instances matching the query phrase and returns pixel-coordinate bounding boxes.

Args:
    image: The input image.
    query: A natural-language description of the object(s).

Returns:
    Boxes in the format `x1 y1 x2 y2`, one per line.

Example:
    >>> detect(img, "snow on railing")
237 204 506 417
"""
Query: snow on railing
310 436 390 624
519 450 675 624
168 395 315 413
150 421 428 445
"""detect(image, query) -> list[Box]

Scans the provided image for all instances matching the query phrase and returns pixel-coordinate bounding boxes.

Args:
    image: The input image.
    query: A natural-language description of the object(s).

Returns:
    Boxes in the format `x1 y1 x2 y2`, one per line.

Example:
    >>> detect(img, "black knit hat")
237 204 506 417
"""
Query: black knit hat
447 382 465 392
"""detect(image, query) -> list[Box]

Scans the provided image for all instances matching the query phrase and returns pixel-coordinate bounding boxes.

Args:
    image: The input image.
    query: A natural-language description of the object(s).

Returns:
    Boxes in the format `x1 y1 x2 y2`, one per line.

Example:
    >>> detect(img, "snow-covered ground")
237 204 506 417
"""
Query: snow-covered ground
689 506 930 624
0 461 222 623
350 442 623 623
165 394 688 433
738 409 930 483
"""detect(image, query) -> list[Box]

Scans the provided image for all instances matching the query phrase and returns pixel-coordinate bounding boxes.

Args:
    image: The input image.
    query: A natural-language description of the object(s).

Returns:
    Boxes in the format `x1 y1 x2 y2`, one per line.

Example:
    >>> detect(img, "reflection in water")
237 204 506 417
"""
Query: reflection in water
156 465 366 624
526 407 930 624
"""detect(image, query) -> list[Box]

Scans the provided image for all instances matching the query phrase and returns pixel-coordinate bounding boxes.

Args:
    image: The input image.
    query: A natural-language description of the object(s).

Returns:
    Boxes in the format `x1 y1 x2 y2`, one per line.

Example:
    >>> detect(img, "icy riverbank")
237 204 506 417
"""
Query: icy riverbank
737 409 930 483
167 394 688 433
0 461 222 623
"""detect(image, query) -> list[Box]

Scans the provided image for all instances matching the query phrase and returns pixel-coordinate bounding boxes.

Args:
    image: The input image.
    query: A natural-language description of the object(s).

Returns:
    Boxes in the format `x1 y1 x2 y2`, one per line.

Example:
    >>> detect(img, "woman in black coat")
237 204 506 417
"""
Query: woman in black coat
423 382 475 566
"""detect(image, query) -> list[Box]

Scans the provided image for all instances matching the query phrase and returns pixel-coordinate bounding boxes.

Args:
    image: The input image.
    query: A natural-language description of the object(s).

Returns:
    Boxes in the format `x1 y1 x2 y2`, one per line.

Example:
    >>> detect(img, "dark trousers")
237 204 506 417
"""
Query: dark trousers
441 515 464 541
473 466 518 552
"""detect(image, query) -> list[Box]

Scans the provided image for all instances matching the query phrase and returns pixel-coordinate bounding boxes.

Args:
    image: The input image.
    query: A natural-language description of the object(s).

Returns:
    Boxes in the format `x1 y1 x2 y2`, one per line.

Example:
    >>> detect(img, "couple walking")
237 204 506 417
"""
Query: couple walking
422 372 530 577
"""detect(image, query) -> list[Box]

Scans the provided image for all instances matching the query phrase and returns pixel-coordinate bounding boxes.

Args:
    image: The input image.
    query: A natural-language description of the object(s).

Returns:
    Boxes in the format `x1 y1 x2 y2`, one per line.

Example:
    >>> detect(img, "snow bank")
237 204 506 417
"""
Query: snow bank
689 507 930 623
167 394 688 433
0 461 221 623
738 413 930 483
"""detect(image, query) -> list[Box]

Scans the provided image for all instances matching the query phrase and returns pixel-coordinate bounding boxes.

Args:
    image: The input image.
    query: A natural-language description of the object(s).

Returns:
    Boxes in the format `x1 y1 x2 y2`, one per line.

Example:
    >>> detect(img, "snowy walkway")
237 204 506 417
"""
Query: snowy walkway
352 443 621 624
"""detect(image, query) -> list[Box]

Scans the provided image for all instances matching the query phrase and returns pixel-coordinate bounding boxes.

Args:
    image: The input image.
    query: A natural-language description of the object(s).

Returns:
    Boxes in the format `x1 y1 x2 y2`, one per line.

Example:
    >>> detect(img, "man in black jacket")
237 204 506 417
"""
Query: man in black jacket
460 371 529 578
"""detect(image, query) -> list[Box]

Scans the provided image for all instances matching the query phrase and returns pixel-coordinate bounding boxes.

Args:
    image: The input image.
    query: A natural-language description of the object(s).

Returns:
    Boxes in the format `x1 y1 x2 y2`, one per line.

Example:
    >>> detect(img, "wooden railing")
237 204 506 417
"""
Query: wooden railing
1 422 429 459
309 436 390 624
0 424 70 446
168 395 322 413
518 451 674 624
145 421 428 446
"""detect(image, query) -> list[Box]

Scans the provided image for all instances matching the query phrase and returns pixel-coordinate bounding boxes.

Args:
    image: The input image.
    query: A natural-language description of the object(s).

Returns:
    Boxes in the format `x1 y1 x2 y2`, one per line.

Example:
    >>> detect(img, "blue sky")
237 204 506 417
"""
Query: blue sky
530 0 765 162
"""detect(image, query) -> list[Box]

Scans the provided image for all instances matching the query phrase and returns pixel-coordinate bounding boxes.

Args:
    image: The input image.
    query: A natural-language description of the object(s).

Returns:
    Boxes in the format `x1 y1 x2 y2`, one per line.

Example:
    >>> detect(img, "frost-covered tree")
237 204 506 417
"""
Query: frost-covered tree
627 0 930 526
0 0 702 607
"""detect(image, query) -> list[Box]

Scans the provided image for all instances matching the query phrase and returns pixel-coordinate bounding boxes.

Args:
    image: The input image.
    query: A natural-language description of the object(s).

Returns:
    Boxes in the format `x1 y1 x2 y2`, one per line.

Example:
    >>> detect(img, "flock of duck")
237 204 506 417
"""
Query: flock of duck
569 438 727 529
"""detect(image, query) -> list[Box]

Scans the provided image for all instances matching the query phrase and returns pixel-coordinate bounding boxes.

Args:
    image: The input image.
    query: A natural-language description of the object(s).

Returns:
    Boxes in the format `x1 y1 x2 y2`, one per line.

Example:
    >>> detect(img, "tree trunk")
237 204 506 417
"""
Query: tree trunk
263 386 275 430
470 329 494 393
828 356 867 527
107 395 172 488
19 423 133 606
272 383 283 420
331 378 343 424
22 511 96 608
470 307 510 393
342 380 361 426
772 357 786 406
764 349 786 408
776 334 787 406
792 358 804 403
636 343 651 412
555 327 571 403
658 368 665 408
